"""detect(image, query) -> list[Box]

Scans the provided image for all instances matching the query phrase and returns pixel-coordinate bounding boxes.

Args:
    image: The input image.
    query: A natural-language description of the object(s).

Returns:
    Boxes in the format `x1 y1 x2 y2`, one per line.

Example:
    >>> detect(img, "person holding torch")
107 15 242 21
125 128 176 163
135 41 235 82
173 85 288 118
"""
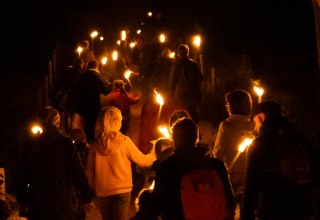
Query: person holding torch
213 89 255 213
79 40 95 70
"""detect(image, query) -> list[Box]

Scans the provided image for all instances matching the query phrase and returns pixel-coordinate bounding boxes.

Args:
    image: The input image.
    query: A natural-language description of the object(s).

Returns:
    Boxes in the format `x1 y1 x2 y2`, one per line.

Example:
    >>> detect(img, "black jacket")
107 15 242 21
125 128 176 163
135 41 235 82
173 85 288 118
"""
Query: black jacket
16 126 94 220
74 69 111 116
241 115 320 220
153 146 235 220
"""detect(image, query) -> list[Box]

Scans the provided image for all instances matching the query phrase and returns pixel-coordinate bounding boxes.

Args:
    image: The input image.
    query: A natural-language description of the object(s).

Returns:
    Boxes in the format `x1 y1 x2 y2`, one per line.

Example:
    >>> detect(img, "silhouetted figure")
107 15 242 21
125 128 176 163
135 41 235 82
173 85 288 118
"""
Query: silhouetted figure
133 35 158 102
52 57 85 133
169 44 203 123
131 138 173 220
73 60 111 142
241 101 320 220
153 118 235 219
79 40 95 69
15 106 94 220
70 128 89 220
151 47 174 94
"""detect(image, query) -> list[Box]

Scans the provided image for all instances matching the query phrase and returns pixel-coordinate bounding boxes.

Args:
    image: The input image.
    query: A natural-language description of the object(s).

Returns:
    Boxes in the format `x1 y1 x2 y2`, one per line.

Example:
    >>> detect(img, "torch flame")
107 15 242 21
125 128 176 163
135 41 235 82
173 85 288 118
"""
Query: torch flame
101 57 108 65
159 34 166 43
238 138 254 153
193 35 201 48
31 125 43 134
76 47 83 56
90 31 98 38
149 180 155 190
154 90 164 106
124 70 132 79
158 126 170 138
253 86 264 97
129 42 136 48
121 30 127 41
169 52 175 59
112 51 118 61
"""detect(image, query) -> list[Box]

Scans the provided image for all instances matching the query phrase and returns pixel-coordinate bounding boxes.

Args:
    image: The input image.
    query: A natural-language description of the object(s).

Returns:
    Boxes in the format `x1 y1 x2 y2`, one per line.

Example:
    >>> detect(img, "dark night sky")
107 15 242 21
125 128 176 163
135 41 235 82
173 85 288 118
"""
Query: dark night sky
1 0 320 153
2 0 317 76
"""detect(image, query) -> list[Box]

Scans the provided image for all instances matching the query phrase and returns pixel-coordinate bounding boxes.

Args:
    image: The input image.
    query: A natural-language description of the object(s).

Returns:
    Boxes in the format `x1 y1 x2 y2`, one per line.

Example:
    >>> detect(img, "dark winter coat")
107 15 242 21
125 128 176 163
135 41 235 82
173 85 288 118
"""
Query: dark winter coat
74 69 111 116
16 126 94 220
241 115 320 220
169 57 203 102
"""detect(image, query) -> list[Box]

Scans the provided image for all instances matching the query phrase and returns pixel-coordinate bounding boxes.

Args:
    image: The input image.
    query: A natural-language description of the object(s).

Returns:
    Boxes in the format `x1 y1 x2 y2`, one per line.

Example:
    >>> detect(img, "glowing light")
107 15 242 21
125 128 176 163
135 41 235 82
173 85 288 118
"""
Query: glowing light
229 137 255 169
147 11 152 17
149 180 155 190
112 51 118 61
158 126 170 138
124 70 133 88
100 36 104 41
192 35 201 48
31 125 43 134
121 30 127 41
137 30 142 34
101 57 108 65
117 40 121 45
154 90 164 124
129 42 136 48
253 85 264 103
124 70 132 79
76 46 83 57
253 86 264 97
238 138 254 153
154 90 164 106
90 31 98 38
159 34 166 43
169 52 175 59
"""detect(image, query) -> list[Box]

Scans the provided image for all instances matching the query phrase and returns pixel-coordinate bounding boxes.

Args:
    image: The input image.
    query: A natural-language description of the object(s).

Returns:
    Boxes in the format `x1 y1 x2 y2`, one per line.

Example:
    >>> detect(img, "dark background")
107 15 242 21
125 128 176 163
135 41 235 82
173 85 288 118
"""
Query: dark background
1 0 319 157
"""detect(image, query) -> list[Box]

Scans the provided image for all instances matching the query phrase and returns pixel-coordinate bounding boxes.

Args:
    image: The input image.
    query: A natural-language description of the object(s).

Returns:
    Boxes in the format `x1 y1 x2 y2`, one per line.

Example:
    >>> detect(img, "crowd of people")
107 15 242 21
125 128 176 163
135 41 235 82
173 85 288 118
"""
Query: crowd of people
2 33 320 220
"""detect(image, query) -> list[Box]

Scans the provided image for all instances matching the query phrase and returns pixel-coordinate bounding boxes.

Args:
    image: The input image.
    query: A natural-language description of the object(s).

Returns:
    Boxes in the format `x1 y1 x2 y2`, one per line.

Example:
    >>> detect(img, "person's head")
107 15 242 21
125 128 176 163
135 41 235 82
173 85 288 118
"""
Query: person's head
172 118 199 149
154 138 173 160
225 89 252 116
168 110 191 129
80 40 89 49
160 47 171 59
177 44 189 58
70 129 86 143
87 59 98 70
95 106 122 139
112 79 125 90
39 106 60 128
251 100 282 133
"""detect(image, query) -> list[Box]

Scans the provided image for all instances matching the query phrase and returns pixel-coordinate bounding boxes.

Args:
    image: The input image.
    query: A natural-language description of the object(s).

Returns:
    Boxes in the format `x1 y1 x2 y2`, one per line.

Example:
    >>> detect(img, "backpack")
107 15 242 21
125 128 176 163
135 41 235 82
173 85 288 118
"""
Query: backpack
180 165 227 220
275 135 312 186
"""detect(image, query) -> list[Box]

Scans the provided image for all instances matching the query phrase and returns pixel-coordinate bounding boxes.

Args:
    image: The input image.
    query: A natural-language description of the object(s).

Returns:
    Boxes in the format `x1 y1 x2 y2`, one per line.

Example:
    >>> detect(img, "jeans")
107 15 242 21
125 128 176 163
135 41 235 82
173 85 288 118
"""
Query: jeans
96 192 131 220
